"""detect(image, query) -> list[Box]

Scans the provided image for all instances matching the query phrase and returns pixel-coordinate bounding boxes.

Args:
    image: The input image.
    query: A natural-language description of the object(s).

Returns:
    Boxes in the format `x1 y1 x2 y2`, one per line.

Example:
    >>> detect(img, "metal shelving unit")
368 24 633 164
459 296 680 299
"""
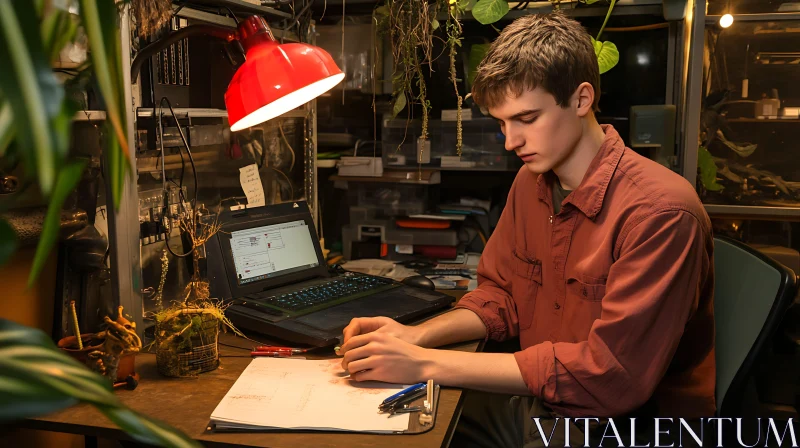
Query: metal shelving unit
172 4 301 42
106 1 320 329
136 107 308 119
442 0 665 21
703 205 800 221
706 12 800 23
181 0 291 20
684 4 800 220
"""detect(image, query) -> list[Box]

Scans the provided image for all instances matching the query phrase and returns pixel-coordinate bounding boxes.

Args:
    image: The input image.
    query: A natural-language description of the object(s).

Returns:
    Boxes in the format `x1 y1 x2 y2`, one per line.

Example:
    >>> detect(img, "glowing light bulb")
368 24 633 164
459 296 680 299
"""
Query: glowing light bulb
720 14 734 28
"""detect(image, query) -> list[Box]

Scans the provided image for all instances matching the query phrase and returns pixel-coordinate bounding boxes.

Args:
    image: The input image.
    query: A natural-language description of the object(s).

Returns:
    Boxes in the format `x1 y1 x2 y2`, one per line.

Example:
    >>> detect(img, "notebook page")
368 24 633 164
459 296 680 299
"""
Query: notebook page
211 357 410 433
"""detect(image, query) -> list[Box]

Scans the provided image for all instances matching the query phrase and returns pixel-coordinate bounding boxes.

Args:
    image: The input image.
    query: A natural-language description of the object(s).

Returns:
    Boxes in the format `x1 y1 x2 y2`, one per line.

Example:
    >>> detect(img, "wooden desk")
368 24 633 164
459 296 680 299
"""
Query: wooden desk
24 333 481 448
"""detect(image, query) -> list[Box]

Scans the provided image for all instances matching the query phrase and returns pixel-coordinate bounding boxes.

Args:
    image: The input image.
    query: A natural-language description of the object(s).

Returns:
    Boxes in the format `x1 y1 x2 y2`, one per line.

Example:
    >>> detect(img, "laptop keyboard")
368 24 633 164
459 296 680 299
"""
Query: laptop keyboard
242 274 398 315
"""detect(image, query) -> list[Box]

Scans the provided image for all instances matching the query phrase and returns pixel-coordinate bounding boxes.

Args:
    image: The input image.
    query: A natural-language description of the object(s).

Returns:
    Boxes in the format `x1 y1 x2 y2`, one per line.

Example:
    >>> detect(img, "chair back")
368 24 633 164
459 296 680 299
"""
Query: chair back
714 236 797 416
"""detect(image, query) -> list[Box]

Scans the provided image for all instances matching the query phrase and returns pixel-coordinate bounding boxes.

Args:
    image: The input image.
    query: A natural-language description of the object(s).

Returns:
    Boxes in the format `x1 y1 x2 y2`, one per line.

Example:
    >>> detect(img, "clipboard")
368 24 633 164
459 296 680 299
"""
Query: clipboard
205 358 442 435
206 385 440 435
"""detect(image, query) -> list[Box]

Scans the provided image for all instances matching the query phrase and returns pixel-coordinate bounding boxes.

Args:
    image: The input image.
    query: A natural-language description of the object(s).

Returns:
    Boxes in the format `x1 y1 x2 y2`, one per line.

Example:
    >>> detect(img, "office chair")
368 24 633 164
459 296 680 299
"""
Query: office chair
714 236 797 418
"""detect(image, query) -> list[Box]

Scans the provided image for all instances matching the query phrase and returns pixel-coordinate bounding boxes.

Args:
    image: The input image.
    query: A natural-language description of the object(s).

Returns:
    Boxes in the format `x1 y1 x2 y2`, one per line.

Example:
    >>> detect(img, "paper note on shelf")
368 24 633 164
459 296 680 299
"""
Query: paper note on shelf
210 357 411 433
239 164 265 208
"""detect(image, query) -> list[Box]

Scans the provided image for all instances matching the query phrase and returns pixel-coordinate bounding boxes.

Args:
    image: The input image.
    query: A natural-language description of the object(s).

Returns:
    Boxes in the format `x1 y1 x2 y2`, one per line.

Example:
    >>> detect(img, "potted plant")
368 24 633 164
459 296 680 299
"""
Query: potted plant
58 302 142 390
150 209 243 377
0 1 198 446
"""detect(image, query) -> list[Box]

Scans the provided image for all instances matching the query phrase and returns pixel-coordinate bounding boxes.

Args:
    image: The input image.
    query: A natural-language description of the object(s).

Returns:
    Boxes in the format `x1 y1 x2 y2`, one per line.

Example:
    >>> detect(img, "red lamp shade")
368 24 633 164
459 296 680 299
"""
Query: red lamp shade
225 16 344 132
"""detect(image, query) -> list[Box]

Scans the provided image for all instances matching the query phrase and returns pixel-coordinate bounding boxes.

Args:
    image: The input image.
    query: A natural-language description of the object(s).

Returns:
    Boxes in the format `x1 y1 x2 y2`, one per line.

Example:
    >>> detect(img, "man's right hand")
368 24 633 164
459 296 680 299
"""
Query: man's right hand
340 316 422 349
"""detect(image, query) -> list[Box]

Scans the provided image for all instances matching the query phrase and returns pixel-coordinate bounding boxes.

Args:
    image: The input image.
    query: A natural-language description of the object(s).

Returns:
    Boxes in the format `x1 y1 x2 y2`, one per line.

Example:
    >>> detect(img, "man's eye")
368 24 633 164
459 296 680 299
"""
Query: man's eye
520 116 537 124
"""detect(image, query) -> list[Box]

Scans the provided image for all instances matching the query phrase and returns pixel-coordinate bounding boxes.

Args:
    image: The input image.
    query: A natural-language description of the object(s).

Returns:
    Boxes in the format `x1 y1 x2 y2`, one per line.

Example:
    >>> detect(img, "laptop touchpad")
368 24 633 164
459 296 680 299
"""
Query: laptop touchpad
295 294 430 331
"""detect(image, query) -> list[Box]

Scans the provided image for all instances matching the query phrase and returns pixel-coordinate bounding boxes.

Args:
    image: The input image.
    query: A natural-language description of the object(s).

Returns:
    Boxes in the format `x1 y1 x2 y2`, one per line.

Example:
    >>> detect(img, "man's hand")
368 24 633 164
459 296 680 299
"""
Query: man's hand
340 331 432 384
340 316 422 348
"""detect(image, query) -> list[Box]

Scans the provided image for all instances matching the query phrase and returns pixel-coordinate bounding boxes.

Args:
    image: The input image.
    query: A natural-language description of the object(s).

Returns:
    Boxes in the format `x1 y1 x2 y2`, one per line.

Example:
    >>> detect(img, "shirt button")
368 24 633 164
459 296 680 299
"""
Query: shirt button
554 302 561 310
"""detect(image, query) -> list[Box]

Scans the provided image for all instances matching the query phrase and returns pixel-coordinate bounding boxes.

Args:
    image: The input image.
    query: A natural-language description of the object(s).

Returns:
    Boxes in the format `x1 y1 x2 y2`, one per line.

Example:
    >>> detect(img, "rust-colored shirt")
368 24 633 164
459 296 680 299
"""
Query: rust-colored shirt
456 125 715 418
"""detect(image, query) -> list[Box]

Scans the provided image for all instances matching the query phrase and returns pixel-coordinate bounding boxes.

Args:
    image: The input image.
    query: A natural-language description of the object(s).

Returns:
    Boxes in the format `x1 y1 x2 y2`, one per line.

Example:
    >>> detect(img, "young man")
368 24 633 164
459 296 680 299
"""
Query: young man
337 12 715 445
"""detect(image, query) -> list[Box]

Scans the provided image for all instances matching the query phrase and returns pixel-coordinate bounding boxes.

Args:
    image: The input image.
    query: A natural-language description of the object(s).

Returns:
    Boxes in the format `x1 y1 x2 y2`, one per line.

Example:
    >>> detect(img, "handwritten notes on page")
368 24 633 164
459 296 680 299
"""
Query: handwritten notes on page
239 164 265 208
210 358 411 433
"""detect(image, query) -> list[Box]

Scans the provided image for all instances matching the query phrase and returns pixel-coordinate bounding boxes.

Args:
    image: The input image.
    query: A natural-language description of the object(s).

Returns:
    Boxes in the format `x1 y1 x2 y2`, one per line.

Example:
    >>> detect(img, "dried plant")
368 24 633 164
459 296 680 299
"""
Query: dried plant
154 249 169 309
178 208 223 303
377 0 436 141
131 0 173 38
377 0 468 157
444 2 466 156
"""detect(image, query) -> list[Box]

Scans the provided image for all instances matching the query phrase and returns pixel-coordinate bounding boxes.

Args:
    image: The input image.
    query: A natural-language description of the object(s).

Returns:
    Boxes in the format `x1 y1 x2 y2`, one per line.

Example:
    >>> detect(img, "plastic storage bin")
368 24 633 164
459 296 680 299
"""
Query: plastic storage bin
346 182 429 218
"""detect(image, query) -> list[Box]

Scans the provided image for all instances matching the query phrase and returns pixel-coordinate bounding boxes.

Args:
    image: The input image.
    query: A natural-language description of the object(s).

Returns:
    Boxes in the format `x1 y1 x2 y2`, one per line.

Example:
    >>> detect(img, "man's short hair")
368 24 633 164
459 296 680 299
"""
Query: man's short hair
471 13 600 112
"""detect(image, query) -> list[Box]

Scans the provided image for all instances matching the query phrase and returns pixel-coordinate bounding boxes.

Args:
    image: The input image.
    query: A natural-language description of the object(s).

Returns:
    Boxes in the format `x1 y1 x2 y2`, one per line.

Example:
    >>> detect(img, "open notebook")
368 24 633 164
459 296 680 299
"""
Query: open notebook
210 357 413 433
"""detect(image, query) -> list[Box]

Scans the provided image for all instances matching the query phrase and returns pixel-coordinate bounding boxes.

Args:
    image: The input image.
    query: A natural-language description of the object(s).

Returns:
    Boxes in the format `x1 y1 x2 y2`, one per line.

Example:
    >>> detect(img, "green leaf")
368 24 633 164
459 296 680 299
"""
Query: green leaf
0 219 16 266
432 18 440 31
78 0 121 122
467 43 491 87
374 5 389 17
392 92 407 118
0 0 66 194
0 319 201 448
28 161 86 287
698 146 724 192
41 7 78 62
591 37 620 74
103 407 201 448
584 0 602 4
472 0 509 25
0 100 13 157
79 0 130 210
0 381 78 421
106 125 124 207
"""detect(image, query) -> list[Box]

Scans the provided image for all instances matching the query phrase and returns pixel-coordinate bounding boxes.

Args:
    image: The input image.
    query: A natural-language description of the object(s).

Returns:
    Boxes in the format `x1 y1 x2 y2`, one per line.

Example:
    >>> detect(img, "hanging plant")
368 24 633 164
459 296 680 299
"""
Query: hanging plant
131 0 173 38
376 0 621 161
376 0 435 144
472 0 620 74
444 0 469 156
471 0 509 25
592 0 620 74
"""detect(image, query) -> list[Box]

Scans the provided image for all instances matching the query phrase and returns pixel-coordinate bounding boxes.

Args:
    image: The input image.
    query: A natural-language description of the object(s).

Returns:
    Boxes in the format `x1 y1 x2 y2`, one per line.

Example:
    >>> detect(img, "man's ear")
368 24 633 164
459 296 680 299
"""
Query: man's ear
574 82 595 117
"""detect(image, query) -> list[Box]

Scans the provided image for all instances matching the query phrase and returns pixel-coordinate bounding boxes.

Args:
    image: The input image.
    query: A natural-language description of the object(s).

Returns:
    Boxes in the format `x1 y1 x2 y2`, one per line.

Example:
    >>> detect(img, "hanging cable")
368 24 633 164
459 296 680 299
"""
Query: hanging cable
221 6 240 24
158 96 198 258
278 121 296 171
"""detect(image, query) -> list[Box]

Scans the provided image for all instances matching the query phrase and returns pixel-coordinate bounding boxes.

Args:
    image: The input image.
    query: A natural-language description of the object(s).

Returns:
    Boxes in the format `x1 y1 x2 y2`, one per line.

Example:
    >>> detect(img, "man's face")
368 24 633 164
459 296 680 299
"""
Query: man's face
488 87 583 174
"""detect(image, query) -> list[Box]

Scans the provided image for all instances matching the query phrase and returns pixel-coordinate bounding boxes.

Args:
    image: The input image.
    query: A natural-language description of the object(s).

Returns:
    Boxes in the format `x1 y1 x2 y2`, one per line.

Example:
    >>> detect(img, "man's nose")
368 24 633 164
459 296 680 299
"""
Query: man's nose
504 126 523 152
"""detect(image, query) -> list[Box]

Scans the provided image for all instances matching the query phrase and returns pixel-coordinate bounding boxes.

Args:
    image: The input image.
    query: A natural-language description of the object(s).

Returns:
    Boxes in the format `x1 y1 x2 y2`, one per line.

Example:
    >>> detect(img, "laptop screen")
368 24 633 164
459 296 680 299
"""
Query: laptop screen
229 219 320 286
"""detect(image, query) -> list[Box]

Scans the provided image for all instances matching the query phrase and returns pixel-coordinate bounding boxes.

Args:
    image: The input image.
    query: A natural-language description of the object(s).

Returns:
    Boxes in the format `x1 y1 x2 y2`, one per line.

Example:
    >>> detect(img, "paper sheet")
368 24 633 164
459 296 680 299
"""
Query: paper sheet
239 164 265 208
210 358 411 433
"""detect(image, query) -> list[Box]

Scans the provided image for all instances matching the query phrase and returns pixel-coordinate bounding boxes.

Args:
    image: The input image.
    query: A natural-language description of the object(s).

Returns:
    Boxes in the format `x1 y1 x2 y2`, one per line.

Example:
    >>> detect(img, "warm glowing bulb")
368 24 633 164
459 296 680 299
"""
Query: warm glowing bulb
720 14 734 28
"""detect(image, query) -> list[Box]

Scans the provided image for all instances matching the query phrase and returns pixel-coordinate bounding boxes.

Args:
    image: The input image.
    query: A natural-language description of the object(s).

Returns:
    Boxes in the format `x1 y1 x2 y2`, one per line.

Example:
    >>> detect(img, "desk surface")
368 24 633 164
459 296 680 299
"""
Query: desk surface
25 333 480 448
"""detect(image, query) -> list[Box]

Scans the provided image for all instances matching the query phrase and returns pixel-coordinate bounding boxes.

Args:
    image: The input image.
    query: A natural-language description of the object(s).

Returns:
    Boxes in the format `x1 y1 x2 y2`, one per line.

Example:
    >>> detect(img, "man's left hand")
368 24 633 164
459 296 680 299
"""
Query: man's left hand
340 331 433 384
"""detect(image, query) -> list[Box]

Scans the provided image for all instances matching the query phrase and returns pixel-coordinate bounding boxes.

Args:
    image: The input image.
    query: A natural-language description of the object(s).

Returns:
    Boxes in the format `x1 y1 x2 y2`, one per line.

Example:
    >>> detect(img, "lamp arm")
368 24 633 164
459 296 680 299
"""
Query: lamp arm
130 25 237 83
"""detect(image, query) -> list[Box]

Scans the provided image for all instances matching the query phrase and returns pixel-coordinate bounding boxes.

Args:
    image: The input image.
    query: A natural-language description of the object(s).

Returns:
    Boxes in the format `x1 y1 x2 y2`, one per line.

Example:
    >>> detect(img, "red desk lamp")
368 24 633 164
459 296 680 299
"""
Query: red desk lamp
131 15 344 131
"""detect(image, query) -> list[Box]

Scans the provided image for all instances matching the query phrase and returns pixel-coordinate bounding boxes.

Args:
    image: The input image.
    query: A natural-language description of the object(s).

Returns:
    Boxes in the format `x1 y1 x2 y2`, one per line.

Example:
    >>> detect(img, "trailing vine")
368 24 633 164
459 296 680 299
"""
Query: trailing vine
376 0 468 156
376 0 435 143
375 0 619 159
445 1 466 156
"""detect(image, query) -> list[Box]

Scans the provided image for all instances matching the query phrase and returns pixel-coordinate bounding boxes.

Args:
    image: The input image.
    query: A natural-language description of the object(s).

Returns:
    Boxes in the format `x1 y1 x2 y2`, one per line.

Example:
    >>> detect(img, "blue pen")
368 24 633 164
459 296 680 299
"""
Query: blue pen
379 383 426 408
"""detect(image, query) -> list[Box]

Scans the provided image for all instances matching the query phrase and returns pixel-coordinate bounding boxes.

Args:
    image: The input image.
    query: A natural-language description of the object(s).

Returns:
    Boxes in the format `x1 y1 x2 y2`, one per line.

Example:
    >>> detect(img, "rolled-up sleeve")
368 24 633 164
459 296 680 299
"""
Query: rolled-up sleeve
454 178 521 342
514 209 711 417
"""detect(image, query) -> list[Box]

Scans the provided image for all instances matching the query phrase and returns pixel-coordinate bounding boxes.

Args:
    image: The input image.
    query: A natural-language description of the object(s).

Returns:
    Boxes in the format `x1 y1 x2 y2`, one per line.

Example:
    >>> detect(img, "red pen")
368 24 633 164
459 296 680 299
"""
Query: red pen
253 346 308 354
251 350 293 357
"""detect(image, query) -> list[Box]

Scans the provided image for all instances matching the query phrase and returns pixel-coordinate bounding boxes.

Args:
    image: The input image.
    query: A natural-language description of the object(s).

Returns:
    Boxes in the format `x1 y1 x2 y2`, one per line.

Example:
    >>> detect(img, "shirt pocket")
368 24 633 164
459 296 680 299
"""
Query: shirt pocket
512 247 542 330
565 274 606 331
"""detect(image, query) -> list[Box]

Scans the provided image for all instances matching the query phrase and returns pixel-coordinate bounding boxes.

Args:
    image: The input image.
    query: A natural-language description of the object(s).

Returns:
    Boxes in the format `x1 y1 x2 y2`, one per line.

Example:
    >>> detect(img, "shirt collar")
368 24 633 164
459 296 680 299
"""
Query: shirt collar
536 124 625 220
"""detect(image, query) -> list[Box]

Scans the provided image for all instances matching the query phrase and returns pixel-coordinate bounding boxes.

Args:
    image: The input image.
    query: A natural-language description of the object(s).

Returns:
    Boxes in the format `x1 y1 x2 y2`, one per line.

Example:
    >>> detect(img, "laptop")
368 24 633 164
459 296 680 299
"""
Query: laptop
207 201 455 347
